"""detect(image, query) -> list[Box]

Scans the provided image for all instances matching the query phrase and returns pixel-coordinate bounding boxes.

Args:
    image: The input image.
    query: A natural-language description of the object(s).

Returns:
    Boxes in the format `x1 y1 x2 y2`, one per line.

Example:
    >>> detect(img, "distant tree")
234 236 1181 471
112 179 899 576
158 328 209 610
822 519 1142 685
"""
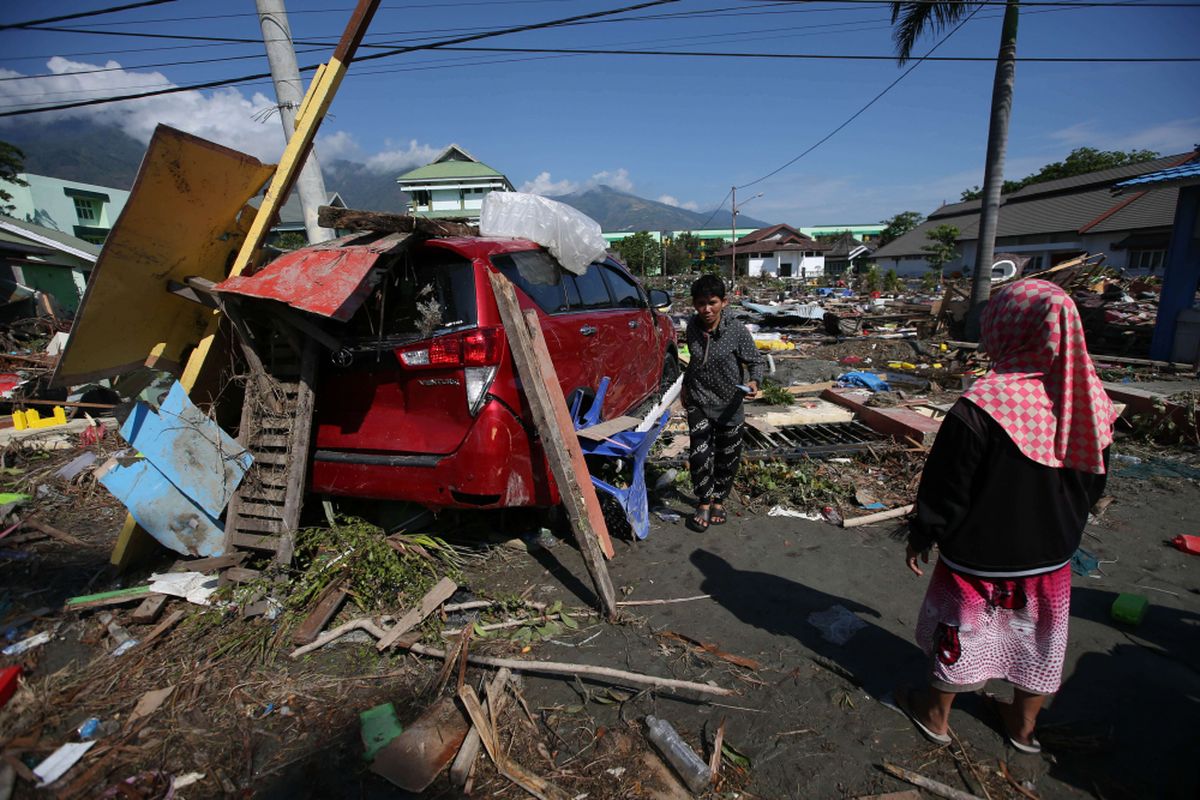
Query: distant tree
274 232 308 251
883 268 904 293
0 141 28 215
922 224 960 275
815 229 855 243
879 211 924 246
921 268 942 292
613 231 659 278
664 232 700 275
860 265 881 294
960 147 1160 200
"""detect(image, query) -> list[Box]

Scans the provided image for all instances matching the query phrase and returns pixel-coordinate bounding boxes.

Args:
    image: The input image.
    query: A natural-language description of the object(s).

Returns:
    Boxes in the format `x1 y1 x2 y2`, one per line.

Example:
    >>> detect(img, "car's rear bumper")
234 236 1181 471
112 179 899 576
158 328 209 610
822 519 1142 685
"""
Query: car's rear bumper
309 399 556 509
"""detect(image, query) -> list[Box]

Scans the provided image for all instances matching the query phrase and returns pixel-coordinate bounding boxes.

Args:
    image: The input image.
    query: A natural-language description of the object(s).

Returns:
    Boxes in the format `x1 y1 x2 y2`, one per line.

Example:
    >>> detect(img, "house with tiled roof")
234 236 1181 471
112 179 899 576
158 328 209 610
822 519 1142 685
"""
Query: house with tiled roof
823 233 875 277
871 150 1198 277
396 145 514 222
713 224 831 279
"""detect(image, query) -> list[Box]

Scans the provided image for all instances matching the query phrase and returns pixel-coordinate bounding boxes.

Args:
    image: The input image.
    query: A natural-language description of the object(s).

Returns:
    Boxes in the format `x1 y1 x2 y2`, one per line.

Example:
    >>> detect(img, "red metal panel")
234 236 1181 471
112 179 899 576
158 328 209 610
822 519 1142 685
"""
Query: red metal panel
215 246 383 321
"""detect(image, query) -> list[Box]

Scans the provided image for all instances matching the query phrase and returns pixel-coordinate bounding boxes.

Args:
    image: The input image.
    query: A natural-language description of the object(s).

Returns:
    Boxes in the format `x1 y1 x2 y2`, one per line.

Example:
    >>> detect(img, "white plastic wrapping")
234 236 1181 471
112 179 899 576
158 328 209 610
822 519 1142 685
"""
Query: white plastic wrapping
480 191 607 276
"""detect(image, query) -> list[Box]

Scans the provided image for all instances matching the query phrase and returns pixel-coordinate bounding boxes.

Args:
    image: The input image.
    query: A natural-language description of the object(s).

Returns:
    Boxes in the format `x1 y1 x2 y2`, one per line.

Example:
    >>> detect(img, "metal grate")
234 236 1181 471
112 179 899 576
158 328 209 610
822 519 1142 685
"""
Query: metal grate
742 421 884 460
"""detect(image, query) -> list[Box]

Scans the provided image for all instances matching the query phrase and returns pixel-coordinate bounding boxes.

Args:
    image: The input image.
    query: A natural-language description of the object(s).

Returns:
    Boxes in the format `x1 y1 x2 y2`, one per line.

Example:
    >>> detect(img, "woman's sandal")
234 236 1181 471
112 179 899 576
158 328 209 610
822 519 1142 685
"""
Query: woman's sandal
709 504 727 525
892 686 951 746
686 505 711 533
980 692 1042 754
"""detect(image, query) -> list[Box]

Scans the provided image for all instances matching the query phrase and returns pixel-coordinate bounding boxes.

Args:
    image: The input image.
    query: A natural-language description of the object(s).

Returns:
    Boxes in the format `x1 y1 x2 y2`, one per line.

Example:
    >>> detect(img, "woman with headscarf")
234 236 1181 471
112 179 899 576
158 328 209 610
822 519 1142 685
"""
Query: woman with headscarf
895 279 1116 753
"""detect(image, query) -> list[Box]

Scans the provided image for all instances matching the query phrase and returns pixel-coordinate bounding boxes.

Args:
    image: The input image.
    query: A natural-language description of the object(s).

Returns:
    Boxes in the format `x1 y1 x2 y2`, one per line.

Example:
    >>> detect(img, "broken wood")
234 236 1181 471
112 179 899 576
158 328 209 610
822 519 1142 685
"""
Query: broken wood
489 271 618 619
881 763 984 800
291 581 347 646
65 585 152 611
822 387 943 445
841 504 914 529
219 567 261 585
375 577 458 651
617 594 712 607
130 609 185 654
23 518 86 546
130 594 168 625
576 415 640 442
289 617 410 659
709 717 726 785
450 668 513 787
170 552 246 573
317 205 478 238
458 684 571 800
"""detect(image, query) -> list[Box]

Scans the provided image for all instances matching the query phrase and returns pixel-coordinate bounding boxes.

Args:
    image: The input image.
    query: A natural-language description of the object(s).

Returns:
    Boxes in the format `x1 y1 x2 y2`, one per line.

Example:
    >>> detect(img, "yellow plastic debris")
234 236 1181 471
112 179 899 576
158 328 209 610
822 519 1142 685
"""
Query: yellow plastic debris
11 406 68 431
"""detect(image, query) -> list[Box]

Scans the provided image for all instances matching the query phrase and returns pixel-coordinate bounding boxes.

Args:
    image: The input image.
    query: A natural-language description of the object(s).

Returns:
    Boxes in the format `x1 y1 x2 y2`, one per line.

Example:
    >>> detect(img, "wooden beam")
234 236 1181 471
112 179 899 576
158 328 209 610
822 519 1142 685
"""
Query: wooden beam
291 581 347 645
821 387 943 446
376 576 458 651
487 271 618 620
317 206 478 238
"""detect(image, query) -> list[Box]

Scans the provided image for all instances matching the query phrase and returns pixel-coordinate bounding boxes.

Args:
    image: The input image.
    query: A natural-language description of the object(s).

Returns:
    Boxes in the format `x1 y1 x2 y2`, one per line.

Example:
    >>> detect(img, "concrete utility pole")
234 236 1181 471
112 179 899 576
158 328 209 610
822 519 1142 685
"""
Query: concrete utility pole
256 0 334 244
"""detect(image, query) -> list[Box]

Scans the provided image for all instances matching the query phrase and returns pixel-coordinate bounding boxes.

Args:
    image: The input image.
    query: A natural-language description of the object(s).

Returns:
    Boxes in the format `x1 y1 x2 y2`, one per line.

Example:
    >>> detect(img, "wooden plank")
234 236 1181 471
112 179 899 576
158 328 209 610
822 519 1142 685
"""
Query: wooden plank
576 415 640 442
130 609 186 654
252 451 290 466
291 581 347 646
318 205 478 238
221 567 262 584
131 593 168 625
230 532 281 551
376 577 458 652
240 485 287 503
235 501 285 519
277 339 318 564
249 434 291 448
784 381 835 396
65 585 152 610
449 668 513 787
489 273 617 619
170 552 246 573
821 388 943 445
234 517 284 534
457 684 571 800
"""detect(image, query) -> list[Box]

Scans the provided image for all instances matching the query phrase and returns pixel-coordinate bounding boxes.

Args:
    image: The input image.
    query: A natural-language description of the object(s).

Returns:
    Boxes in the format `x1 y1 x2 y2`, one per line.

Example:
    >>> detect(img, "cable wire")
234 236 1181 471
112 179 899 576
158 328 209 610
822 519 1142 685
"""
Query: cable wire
0 0 180 31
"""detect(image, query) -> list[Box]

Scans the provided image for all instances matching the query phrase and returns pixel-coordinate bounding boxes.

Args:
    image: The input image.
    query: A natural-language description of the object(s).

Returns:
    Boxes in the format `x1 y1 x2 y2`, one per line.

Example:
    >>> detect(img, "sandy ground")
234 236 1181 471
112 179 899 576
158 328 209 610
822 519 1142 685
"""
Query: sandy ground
466 452 1200 800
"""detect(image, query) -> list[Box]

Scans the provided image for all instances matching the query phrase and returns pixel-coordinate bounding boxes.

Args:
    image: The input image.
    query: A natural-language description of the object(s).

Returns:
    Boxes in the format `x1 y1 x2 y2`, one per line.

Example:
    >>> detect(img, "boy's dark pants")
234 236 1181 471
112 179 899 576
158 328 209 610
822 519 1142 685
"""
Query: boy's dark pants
687 407 744 503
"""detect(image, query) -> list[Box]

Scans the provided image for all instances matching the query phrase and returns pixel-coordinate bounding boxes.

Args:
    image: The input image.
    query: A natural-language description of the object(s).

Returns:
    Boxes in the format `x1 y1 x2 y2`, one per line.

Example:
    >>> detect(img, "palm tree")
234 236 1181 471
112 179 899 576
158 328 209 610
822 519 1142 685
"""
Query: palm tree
891 0 1019 340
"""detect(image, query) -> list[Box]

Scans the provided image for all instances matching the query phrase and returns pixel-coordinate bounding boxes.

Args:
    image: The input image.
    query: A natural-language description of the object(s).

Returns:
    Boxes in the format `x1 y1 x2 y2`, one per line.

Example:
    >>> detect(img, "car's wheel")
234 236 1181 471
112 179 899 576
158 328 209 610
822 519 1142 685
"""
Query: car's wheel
658 349 680 392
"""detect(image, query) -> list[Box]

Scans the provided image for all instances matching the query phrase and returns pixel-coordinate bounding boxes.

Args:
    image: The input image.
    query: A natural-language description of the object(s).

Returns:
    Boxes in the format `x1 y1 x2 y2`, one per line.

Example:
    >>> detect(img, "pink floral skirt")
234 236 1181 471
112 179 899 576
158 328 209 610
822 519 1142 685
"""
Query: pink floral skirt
915 560 1071 695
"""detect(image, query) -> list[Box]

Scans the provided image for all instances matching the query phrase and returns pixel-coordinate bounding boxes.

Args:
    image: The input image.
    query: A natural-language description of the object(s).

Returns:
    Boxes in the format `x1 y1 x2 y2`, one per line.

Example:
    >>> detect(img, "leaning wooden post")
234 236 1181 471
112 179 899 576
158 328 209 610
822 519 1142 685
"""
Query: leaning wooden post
487 271 618 621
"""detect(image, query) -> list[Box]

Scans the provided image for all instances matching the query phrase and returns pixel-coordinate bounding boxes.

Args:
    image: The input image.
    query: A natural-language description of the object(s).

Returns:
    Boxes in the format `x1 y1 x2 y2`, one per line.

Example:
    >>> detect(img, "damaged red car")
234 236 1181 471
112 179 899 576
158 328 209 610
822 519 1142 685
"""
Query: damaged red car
298 235 678 510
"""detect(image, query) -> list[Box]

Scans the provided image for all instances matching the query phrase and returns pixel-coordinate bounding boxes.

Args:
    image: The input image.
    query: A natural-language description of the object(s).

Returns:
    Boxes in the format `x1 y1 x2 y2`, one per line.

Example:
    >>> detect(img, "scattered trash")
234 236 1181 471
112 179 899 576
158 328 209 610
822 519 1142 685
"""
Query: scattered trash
820 506 844 526
111 640 139 657
1171 534 1200 555
54 452 98 482
173 772 205 789
370 696 470 792
1071 546 1102 577
837 372 890 392
768 505 823 520
77 718 119 740
807 605 867 645
1111 593 1149 626
360 702 404 762
2 630 51 656
644 715 711 794
653 508 682 523
147 571 220 606
33 741 96 787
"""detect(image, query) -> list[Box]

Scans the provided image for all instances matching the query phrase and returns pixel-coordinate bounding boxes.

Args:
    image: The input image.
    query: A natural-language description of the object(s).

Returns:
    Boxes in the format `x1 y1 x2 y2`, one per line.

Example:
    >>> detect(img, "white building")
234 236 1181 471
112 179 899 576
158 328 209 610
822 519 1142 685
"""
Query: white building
715 224 830 279
396 145 513 222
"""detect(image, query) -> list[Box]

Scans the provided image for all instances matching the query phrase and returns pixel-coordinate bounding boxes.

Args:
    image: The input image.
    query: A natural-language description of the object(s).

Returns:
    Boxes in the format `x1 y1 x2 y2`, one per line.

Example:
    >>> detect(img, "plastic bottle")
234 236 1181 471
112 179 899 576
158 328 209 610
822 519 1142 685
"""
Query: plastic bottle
821 506 843 526
643 715 710 793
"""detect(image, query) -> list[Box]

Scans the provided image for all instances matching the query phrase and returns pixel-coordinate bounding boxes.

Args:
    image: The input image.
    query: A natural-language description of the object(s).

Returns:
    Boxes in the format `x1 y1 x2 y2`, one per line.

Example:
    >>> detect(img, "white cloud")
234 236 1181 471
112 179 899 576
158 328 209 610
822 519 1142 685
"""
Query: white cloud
0 58 441 171
363 139 441 174
657 194 699 211
590 167 633 192
1047 118 1200 155
519 171 579 195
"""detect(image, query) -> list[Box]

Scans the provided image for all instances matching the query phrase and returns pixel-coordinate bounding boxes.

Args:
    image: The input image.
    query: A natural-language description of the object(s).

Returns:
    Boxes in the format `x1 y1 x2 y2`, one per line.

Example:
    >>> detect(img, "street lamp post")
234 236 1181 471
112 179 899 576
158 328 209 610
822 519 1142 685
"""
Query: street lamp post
730 188 763 286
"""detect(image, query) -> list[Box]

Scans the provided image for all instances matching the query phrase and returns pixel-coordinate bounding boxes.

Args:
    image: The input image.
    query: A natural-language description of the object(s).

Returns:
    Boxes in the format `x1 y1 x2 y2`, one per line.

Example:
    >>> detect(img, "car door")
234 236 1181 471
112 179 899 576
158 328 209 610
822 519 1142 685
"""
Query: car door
575 261 652 415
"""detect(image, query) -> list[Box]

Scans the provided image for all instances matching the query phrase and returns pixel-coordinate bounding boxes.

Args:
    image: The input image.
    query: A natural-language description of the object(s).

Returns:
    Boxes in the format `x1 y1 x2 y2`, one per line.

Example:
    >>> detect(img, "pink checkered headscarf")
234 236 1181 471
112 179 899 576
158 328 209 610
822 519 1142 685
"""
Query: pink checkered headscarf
963 279 1116 474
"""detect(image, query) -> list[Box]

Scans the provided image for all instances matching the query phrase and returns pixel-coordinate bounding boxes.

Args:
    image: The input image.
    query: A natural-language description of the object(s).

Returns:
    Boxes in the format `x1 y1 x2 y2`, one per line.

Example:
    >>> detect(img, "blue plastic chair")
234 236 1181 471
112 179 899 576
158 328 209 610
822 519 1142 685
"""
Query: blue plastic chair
571 377 670 540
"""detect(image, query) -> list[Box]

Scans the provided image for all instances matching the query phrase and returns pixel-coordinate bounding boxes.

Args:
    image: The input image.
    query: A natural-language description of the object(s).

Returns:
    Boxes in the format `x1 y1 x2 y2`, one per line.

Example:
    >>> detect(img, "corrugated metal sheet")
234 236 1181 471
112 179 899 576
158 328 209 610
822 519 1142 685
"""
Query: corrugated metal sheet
1114 161 1200 189
1085 187 1180 233
215 232 410 320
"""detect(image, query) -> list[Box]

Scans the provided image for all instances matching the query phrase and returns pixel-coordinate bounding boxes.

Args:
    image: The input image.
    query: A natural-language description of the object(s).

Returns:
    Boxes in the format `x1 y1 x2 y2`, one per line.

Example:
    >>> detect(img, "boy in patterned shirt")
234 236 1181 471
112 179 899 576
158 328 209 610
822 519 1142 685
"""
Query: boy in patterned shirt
681 274 762 532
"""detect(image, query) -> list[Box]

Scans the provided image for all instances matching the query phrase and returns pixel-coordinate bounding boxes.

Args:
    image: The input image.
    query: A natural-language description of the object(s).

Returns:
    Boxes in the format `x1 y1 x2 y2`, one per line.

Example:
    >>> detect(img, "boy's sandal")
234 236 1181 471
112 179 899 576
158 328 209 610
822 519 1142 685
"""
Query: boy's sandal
686 506 711 533
709 505 727 525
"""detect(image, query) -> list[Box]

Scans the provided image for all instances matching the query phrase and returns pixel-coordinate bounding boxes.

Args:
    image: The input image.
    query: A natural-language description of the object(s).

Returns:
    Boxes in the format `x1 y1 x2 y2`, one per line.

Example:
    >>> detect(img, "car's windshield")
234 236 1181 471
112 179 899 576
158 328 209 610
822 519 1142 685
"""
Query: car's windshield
344 249 477 347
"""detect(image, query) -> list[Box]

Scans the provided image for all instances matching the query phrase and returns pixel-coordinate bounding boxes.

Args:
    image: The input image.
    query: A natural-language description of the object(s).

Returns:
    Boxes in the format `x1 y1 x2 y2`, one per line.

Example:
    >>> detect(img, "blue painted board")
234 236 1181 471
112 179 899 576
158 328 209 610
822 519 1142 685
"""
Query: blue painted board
98 457 225 557
120 382 253 517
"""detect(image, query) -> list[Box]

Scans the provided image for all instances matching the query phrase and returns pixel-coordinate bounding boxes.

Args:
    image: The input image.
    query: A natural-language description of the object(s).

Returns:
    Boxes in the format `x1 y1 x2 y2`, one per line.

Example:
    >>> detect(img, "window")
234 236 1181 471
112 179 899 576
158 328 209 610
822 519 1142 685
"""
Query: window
1025 255 1044 272
73 197 99 222
1131 249 1166 272
568 263 613 310
492 250 569 313
411 190 431 210
345 252 477 344
601 264 645 308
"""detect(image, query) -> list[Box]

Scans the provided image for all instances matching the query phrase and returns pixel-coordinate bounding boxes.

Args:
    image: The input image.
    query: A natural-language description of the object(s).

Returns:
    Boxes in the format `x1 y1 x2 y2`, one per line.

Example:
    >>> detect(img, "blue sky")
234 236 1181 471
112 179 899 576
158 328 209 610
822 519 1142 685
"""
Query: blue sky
1 0 1197 226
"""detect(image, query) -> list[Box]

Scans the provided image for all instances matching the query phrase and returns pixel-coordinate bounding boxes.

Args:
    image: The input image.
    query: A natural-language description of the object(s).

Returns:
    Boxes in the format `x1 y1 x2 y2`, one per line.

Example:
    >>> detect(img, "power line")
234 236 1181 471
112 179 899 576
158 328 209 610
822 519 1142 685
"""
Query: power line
0 0 179 31
0 0 681 117
434 45 1200 62
736 5 984 189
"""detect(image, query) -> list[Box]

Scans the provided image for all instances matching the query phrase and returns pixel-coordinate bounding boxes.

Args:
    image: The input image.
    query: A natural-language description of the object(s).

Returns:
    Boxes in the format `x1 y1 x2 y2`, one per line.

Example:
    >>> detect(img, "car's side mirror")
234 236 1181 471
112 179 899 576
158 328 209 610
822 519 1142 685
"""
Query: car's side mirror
649 289 672 310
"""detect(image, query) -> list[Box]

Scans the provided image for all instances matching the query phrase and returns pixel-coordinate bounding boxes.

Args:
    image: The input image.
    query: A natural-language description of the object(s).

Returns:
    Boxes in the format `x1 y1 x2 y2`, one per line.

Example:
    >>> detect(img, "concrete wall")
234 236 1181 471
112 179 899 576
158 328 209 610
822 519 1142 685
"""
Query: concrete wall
0 174 130 244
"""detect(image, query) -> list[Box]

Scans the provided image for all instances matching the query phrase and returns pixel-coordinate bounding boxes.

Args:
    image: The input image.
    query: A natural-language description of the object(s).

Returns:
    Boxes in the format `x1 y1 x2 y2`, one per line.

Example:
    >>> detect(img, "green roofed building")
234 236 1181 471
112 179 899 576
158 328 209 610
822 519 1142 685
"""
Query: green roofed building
396 145 514 221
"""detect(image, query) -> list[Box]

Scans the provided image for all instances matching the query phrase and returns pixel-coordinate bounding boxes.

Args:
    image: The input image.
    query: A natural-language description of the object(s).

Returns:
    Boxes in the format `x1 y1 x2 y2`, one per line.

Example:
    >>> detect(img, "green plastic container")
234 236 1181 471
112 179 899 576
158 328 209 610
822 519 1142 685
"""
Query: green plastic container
1110 593 1149 626
359 702 403 761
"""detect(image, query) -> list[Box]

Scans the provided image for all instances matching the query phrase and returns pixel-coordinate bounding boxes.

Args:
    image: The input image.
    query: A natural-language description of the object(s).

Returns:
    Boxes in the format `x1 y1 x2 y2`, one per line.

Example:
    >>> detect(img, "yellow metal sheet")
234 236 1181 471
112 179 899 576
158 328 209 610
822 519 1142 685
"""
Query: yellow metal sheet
53 125 275 386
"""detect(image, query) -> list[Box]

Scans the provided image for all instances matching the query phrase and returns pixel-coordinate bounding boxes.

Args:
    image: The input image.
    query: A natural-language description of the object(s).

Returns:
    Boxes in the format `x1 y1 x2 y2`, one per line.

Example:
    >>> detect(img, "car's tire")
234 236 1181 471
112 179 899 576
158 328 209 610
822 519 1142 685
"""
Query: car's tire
659 348 680 392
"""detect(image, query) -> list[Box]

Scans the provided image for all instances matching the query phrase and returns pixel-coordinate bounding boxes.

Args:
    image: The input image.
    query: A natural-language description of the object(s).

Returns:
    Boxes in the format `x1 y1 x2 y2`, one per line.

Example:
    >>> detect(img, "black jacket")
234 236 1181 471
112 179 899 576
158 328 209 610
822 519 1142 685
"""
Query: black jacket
683 313 763 424
909 398 1107 576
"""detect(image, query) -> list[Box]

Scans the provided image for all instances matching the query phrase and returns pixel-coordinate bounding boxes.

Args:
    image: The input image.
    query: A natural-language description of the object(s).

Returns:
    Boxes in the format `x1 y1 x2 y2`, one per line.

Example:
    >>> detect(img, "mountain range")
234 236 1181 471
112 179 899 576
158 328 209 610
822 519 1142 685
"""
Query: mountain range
1 121 771 232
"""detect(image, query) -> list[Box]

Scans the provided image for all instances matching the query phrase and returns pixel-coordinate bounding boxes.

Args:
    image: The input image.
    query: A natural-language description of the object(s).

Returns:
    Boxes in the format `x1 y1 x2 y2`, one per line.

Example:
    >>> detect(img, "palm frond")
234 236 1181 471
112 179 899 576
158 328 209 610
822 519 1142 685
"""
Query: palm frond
891 0 976 64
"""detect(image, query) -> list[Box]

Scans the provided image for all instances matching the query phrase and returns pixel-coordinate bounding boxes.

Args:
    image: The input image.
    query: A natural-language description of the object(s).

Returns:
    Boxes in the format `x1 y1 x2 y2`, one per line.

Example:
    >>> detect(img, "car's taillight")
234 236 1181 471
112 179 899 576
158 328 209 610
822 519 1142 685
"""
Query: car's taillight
398 327 504 369
463 327 503 366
